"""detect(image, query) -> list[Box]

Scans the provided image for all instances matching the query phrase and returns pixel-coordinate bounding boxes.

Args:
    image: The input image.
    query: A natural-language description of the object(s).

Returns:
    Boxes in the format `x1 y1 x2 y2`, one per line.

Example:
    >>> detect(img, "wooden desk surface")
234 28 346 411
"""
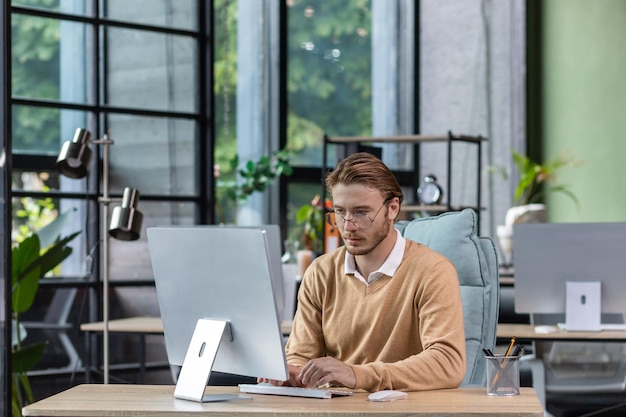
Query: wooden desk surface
497 323 626 342
80 317 294 336
80 317 164 334
22 384 543 417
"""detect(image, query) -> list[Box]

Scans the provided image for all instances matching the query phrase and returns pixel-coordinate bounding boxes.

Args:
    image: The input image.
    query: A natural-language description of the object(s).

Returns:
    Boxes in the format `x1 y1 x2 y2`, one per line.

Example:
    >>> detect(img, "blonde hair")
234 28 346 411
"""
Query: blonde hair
325 152 404 204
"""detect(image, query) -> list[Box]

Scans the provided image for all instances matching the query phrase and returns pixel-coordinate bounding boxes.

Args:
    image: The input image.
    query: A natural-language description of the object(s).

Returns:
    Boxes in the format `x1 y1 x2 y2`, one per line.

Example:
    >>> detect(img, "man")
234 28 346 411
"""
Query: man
264 152 466 392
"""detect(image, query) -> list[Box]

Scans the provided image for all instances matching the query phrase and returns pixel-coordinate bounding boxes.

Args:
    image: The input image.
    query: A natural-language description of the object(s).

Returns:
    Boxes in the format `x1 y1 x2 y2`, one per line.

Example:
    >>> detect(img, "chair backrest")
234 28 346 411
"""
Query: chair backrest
396 209 500 386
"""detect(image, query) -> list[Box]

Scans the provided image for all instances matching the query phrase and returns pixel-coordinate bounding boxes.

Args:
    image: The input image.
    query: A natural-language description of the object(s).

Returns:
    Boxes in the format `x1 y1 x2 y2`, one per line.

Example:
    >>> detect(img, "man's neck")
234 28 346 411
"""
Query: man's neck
354 229 397 278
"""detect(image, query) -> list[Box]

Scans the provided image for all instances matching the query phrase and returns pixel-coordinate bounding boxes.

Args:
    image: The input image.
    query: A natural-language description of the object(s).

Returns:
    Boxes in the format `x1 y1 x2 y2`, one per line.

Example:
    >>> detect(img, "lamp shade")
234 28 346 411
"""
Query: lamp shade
56 128 93 179
109 187 143 241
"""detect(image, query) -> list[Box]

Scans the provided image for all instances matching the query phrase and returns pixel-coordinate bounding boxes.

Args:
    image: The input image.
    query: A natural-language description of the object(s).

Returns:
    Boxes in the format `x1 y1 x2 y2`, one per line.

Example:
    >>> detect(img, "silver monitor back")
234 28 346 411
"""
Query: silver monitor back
192 225 285 318
514 222 626 317
147 226 288 381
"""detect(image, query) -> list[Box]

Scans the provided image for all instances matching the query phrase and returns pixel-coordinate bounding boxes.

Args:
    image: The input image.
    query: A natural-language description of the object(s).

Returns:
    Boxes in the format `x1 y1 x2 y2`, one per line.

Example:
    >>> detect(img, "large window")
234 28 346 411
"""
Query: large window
11 0 210 269
284 0 418 245
9 0 212 382
286 0 373 166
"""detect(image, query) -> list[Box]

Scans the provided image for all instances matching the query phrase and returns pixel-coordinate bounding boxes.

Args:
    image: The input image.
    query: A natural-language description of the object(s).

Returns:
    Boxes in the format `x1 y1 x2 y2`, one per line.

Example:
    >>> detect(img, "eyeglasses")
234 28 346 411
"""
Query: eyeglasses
326 200 390 230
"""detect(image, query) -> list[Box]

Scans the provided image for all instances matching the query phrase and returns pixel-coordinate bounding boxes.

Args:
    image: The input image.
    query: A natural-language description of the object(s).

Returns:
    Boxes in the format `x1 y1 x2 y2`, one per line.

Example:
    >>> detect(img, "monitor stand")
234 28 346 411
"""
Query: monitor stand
174 319 252 402
564 281 601 331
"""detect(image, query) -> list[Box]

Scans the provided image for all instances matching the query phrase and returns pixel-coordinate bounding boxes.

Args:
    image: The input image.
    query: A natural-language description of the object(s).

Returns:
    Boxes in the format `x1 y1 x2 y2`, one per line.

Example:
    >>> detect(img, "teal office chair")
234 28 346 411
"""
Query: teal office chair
396 208 500 386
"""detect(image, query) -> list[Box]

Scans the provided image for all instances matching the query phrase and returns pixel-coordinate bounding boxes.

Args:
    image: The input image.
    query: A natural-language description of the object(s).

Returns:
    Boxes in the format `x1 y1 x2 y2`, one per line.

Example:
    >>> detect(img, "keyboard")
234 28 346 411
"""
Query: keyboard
238 383 354 399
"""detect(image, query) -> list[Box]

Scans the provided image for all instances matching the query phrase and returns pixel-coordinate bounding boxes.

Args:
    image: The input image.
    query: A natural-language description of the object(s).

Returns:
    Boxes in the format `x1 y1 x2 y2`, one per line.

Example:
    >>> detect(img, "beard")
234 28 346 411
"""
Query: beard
343 217 391 256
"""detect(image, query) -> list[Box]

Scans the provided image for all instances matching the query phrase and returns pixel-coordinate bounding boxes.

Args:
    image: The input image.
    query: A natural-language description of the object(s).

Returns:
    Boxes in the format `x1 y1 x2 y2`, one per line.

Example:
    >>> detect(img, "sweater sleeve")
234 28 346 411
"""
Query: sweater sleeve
284 256 328 367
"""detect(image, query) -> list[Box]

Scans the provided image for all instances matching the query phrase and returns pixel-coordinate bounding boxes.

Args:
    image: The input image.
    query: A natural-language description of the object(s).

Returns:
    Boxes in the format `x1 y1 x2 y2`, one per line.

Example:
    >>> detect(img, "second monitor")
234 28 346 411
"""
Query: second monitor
514 222 626 330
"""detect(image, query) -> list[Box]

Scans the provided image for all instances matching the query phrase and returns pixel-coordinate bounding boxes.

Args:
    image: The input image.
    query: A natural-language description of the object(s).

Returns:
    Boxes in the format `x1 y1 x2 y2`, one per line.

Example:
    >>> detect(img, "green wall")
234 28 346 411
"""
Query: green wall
542 0 626 222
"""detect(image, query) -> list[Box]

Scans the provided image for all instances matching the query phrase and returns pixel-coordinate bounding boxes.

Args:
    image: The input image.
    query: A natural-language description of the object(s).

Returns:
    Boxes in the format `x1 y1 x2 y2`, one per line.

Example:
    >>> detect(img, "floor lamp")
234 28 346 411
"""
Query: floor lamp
57 127 143 384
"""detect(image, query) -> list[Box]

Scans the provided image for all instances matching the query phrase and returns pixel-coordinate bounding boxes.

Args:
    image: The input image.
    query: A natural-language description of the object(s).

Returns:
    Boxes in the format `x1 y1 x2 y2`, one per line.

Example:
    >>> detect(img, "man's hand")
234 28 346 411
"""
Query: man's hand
257 364 305 387
299 357 356 389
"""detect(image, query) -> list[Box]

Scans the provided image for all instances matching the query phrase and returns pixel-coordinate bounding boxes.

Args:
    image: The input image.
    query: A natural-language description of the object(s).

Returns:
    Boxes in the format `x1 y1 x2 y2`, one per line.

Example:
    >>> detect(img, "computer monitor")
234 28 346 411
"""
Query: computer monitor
147 226 289 402
514 222 626 330
193 224 286 319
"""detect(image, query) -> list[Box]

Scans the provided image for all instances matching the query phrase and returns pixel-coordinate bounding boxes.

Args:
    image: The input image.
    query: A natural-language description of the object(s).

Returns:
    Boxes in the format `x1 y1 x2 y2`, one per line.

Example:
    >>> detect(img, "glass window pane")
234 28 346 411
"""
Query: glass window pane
12 15 92 104
213 0 237 180
102 0 197 31
109 200 197 280
106 114 198 196
286 0 372 167
105 28 198 113
12 106 88 154
11 193 90 278
11 14 60 101
12 0 91 16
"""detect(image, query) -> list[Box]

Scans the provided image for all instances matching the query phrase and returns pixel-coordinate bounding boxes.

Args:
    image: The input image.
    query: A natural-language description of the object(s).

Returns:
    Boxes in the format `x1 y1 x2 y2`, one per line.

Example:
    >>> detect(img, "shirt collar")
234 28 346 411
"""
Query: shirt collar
344 228 406 284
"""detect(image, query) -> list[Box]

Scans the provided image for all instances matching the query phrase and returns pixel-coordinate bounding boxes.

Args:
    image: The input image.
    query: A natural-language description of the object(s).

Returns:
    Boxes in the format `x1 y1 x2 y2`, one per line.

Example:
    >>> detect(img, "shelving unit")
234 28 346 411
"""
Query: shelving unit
321 131 486 234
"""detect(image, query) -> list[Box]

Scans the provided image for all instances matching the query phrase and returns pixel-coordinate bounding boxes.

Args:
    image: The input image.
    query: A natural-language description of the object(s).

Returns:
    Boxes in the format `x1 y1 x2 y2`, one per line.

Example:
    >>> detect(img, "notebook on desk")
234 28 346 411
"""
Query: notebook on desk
239 384 354 399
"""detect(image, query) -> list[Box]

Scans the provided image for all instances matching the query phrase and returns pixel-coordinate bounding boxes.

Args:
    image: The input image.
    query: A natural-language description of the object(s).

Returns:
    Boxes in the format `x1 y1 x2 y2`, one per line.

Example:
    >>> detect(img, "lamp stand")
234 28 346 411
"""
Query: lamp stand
57 128 142 385
94 135 113 384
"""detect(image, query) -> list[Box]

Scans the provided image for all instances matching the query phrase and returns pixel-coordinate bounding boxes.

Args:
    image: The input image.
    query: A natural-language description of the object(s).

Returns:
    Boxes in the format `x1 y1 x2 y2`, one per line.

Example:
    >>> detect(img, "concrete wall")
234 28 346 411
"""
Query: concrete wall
420 0 526 237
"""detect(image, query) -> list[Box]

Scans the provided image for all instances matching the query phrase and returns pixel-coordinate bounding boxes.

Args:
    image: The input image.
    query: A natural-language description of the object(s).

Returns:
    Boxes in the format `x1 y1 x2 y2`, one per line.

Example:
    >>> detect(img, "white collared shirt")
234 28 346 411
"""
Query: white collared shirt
344 229 406 284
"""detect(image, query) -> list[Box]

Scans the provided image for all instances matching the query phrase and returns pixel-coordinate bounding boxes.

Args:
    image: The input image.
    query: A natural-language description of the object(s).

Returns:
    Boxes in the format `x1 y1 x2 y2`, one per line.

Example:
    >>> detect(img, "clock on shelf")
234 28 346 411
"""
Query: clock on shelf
417 174 443 205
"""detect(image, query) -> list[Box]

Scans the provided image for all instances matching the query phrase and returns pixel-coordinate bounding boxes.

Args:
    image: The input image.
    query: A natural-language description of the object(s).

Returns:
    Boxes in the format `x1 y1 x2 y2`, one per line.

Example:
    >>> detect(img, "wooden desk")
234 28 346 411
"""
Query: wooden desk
80 317 165 383
22 384 544 416
80 316 164 334
497 323 626 343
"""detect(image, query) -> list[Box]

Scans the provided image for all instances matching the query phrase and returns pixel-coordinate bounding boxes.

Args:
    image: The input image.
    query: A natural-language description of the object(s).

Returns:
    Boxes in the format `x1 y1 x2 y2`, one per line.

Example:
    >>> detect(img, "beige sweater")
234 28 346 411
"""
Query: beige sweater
285 240 466 392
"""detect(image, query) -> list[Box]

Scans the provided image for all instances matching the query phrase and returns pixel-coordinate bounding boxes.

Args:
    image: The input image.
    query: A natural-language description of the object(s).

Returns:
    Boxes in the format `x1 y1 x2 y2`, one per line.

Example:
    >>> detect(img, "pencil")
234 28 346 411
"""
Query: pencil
504 336 517 357
490 336 517 387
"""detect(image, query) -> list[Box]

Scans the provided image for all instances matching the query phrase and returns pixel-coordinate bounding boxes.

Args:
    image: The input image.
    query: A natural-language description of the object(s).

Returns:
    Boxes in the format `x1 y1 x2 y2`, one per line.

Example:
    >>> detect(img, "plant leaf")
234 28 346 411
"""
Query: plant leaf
37 231 80 276
37 208 77 248
12 342 46 373
11 235 42 314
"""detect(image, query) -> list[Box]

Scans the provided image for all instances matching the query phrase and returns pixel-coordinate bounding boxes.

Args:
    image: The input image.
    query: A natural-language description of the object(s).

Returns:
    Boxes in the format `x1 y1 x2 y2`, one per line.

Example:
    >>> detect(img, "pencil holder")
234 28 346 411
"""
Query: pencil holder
485 355 521 396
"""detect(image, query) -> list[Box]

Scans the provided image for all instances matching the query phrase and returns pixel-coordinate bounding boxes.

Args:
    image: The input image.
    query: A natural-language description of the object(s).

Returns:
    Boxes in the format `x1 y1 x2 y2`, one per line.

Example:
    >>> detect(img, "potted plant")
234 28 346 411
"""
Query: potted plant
510 151 579 207
295 194 331 254
12 210 80 416
494 151 580 266
215 149 293 224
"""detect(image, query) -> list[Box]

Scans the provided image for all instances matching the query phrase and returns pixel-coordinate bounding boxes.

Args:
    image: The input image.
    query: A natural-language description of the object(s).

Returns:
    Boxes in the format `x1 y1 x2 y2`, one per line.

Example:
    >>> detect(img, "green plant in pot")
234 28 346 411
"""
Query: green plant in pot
510 151 579 207
295 195 331 254
493 151 580 266
12 209 80 416
215 149 293 224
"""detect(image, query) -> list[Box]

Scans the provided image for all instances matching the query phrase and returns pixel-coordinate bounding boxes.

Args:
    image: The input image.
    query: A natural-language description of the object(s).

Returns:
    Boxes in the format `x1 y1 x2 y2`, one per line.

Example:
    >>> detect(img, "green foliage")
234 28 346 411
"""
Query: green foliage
11 210 79 416
11 2 62 153
13 194 57 244
12 232 79 314
287 0 373 146
495 151 580 207
215 150 293 223
213 0 374 174
296 195 330 252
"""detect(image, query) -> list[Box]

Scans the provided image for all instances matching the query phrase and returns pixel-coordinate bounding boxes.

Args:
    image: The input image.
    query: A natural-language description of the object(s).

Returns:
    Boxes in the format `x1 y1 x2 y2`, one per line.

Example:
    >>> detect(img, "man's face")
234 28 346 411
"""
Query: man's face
330 183 393 256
